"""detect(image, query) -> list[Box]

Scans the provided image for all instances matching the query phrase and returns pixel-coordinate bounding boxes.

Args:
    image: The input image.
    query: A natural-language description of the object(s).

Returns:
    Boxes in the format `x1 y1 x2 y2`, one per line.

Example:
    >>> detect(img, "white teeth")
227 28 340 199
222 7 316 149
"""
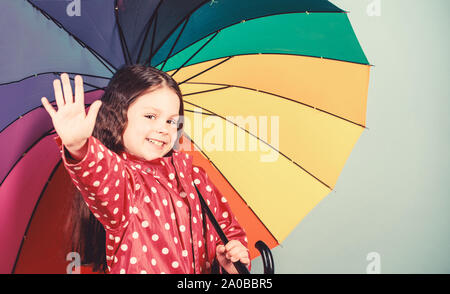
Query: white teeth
147 139 164 146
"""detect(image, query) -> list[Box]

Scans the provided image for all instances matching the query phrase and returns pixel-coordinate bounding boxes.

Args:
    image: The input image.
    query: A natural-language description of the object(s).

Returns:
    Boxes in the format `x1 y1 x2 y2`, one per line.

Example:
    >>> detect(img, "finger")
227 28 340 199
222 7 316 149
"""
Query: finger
226 246 247 260
41 97 56 118
230 251 249 263
227 245 243 256
86 100 102 127
239 250 250 260
60 73 74 104
225 240 242 252
232 252 250 264
53 79 65 108
74 75 85 106
216 245 226 255
239 257 250 265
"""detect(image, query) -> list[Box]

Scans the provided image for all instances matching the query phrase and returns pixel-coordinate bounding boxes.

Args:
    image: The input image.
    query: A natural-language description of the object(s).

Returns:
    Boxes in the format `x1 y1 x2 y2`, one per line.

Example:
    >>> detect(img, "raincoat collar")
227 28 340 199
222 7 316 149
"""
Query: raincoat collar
119 149 192 171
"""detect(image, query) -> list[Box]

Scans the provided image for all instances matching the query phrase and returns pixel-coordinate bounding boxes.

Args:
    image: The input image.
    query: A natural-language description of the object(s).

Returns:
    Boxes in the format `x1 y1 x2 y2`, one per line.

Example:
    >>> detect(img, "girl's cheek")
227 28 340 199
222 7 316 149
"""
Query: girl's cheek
170 131 179 147
145 120 159 132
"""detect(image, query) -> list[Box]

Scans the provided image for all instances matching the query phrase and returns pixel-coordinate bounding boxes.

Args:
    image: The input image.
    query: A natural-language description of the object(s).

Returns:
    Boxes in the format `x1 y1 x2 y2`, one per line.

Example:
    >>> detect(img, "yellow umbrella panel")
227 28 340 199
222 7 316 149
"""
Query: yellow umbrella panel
170 54 370 247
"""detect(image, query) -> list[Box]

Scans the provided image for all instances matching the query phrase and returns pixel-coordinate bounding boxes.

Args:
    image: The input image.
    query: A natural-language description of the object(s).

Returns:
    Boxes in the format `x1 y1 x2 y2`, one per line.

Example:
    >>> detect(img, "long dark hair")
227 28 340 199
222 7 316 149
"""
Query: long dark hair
68 64 184 272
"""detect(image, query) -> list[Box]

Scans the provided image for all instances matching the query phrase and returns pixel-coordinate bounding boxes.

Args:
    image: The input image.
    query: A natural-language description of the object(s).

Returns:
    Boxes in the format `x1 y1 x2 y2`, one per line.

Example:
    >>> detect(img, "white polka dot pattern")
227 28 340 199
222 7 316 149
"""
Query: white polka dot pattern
56 135 249 274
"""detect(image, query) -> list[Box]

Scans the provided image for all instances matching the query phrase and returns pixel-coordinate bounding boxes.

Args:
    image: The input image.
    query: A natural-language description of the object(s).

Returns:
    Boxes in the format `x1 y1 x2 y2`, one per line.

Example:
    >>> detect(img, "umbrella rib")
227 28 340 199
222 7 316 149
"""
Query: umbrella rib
136 0 163 64
0 95 101 183
0 89 102 134
161 16 191 72
148 9 368 70
170 31 220 78
53 72 111 80
11 159 63 274
0 72 110 87
67 76 106 91
144 0 211 66
26 0 117 74
184 109 216 116
149 9 159 65
114 0 132 65
185 81 367 129
0 128 56 187
178 56 233 85
182 85 231 97
182 132 280 245
182 100 333 191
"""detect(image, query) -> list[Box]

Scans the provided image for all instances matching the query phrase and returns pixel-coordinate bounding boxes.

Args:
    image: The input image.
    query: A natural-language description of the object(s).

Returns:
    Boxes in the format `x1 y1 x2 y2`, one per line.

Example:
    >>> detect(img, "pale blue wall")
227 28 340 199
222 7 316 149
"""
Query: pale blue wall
251 0 450 274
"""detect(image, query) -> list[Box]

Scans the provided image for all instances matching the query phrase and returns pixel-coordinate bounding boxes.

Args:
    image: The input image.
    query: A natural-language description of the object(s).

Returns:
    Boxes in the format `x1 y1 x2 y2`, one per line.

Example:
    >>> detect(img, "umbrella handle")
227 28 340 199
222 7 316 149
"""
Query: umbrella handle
195 184 275 274
255 240 275 274
194 184 250 274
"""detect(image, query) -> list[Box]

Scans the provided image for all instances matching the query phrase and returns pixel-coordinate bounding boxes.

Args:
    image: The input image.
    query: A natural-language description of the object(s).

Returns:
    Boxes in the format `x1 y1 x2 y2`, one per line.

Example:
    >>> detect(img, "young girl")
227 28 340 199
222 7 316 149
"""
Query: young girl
41 65 250 274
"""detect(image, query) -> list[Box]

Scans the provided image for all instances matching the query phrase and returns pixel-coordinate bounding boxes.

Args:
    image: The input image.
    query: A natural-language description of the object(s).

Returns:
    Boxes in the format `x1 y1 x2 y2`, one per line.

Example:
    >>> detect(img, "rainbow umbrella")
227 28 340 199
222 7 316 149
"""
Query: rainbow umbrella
1 0 370 273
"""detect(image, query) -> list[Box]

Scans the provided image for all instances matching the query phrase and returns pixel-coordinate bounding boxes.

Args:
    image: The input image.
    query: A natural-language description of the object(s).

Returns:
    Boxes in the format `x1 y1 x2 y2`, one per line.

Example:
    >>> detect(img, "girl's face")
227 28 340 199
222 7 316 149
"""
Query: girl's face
122 86 181 161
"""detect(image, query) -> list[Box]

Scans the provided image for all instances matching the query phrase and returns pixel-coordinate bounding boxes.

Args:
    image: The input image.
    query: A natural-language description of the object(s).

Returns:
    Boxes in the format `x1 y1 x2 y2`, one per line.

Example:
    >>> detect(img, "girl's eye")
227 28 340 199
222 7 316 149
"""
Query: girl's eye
167 119 178 126
145 114 156 120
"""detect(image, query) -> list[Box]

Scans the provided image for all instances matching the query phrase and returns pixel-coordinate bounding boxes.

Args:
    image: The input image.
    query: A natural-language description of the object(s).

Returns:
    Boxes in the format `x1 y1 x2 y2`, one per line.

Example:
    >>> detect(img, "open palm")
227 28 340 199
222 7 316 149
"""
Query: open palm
41 73 102 150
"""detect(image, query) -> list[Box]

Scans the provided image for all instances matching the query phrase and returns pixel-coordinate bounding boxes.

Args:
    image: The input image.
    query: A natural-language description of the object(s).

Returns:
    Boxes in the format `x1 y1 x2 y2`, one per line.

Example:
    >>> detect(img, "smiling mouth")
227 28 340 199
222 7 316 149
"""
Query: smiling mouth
146 138 166 147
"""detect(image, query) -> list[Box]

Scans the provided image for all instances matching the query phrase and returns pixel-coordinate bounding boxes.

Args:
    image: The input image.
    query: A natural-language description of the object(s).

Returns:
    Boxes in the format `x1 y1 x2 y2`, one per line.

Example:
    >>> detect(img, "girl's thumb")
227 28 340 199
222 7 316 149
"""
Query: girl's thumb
86 100 102 126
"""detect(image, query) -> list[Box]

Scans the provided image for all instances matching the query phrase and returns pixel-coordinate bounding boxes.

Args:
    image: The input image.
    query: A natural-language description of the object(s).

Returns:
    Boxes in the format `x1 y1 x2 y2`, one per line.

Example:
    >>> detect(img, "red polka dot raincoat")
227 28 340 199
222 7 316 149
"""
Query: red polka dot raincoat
55 135 249 274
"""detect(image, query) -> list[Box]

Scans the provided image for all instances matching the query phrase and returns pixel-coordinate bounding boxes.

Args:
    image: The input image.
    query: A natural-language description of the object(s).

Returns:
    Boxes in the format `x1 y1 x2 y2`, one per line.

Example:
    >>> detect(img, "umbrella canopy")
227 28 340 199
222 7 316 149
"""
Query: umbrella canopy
1 0 370 273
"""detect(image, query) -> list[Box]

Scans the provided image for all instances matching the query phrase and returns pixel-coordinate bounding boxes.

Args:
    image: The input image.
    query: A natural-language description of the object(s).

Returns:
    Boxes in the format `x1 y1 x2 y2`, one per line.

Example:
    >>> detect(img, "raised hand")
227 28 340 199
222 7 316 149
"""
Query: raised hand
41 73 102 159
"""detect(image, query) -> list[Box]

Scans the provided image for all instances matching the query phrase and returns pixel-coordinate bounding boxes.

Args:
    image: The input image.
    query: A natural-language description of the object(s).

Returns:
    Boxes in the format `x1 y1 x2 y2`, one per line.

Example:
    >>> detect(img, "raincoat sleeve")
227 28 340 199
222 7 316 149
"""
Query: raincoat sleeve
54 135 133 231
194 167 250 261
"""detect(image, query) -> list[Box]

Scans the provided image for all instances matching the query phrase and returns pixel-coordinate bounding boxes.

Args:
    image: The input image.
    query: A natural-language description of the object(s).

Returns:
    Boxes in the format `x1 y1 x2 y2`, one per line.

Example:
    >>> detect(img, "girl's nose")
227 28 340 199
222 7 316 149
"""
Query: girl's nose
155 120 169 134
156 128 168 134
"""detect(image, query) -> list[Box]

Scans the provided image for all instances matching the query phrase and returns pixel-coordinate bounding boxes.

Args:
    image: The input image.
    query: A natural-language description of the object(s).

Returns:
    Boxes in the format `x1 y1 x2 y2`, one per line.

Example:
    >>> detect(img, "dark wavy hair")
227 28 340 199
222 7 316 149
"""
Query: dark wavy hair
68 64 184 272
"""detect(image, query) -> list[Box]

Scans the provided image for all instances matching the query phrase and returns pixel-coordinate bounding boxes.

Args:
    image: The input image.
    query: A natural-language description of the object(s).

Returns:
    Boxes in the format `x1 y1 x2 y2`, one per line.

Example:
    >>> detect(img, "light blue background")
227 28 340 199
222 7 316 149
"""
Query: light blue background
251 0 450 274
